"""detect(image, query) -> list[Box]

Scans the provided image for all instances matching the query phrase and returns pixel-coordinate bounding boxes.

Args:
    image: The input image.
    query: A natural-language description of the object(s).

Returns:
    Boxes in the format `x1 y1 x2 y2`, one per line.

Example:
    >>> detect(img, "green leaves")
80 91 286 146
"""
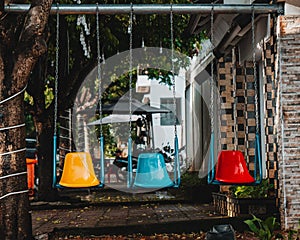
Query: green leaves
44 84 54 108
244 215 280 240
147 68 173 87
230 179 274 198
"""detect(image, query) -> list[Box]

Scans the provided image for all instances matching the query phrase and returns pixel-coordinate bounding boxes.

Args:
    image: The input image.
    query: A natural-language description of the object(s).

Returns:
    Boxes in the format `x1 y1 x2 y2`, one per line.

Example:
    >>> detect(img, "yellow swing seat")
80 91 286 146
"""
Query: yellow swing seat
59 152 100 188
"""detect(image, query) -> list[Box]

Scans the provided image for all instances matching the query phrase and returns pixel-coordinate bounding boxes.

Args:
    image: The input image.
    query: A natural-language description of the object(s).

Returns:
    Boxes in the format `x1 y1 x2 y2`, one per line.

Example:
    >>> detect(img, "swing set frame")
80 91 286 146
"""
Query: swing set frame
207 4 264 185
5 3 282 15
4 2 281 189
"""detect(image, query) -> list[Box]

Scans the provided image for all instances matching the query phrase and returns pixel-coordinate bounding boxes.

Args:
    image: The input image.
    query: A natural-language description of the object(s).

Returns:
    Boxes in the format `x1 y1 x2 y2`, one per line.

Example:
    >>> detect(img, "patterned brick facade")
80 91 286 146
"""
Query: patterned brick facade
261 16 278 193
217 56 257 174
190 10 300 230
216 15 281 215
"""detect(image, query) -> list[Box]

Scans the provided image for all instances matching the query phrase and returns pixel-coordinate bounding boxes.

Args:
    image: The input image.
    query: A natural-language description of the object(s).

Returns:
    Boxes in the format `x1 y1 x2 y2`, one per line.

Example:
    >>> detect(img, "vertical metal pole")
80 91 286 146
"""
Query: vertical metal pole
255 133 262 184
207 132 215 184
52 135 57 188
127 138 132 188
174 136 180 187
99 136 105 185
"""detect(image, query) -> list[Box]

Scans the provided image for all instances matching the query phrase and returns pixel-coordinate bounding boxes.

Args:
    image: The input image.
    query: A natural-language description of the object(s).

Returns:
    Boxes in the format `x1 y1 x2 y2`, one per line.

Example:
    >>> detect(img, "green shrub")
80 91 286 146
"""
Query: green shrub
230 179 274 198
244 215 280 240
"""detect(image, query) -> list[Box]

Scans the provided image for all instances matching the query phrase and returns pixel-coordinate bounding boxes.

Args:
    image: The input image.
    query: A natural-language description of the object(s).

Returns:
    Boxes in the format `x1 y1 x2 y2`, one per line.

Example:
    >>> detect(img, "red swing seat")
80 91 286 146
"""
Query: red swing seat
215 150 255 184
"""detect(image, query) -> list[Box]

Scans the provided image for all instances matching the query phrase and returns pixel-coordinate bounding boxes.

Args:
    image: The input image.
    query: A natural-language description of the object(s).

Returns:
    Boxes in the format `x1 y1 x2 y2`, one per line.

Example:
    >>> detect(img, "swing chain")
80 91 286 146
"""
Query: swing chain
54 5 59 136
232 48 238 150
252 5 259 133
68 109 72 152
210 2 214 132
243 58 249 161
129 3 133 137
96 3 103 137
170 3 177 137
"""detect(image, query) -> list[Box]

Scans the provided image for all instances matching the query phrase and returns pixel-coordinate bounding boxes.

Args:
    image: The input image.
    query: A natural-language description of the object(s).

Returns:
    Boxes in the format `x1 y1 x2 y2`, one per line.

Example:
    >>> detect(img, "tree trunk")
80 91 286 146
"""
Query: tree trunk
0 92 32 239
34 111 59 201
0 0 53 238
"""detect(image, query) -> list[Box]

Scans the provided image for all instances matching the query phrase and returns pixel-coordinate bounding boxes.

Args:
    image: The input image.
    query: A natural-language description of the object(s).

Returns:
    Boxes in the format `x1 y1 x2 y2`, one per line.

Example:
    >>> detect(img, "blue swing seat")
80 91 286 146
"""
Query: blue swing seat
133 153 174 188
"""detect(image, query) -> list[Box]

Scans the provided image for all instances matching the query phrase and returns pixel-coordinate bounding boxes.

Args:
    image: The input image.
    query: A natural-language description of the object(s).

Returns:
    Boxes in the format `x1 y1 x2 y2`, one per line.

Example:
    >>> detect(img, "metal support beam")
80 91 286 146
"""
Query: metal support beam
4 3 283 15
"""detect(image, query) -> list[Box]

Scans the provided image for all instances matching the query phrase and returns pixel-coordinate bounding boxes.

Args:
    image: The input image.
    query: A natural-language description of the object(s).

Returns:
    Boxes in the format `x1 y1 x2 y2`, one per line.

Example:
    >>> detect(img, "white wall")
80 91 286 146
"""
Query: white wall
285 3 300 15
185 50 214 171
148 75 186 150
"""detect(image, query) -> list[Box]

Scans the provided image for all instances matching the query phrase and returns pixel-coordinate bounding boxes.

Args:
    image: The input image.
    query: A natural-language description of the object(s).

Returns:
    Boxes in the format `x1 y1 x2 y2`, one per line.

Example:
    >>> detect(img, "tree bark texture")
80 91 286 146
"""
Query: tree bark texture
0 0 52 239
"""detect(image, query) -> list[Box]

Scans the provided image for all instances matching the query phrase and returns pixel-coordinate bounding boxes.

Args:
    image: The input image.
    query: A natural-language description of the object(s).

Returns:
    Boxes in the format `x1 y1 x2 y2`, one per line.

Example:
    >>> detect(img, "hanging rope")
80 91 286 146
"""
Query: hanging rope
0 171 27 180
0 148 26 156
0 67 29 191
0 89 26 156
0 14 28 196
0 87 26 160
0 123 25 131
0 85 27 105
0 190 29 200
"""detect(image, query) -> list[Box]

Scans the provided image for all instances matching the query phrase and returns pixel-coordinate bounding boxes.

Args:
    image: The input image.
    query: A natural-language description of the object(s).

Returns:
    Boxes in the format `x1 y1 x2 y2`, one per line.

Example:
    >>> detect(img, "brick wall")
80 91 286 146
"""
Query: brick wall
217 56 257 173
277 15 300 229
218 56 235 151
261 16 279 196
211 14 300 230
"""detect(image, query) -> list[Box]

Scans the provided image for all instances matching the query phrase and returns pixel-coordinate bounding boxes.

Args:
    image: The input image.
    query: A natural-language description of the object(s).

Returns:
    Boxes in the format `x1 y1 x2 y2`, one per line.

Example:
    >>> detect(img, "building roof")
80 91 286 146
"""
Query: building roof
187 0 273 58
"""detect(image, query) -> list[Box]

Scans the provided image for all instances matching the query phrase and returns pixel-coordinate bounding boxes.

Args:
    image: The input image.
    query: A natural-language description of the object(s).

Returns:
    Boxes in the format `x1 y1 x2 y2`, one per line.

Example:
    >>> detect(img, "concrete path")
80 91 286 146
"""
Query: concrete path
31 190 244 239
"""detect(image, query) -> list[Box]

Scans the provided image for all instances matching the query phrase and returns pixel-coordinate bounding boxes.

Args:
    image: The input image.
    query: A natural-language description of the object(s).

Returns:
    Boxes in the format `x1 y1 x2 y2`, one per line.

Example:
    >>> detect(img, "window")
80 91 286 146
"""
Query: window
160 98 181 126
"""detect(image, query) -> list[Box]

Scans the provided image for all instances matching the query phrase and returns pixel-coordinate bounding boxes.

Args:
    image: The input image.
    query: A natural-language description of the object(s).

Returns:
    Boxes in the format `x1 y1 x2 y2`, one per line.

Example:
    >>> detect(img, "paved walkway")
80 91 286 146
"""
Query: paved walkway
31 190 242 240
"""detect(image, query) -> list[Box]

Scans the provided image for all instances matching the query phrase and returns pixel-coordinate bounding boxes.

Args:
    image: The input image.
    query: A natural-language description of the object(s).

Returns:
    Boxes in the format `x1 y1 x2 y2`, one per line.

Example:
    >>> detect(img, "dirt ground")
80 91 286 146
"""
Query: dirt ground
50 232 268 240
34 190 299 240
51 230 300 240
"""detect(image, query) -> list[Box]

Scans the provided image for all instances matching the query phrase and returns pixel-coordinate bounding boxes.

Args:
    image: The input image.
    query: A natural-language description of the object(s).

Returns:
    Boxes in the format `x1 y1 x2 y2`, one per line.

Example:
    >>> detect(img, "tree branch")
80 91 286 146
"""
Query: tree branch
12 0 52 91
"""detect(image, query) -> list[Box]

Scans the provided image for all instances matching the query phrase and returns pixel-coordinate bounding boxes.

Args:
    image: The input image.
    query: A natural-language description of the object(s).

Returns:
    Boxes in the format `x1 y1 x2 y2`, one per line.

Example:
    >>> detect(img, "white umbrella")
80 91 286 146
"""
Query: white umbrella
88 114 140 125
